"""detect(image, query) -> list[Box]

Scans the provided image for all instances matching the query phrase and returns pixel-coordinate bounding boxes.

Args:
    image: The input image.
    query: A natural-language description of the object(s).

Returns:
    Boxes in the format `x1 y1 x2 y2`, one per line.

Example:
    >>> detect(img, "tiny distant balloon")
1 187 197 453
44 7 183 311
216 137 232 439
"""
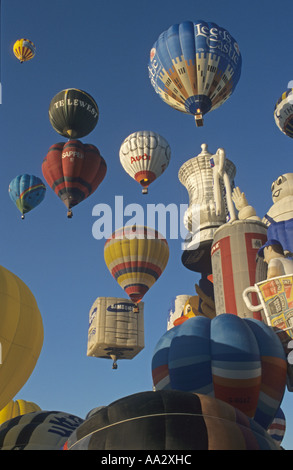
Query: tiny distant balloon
119 131 171 194
48 89 99 139
8 174 46 219
13 39 36 63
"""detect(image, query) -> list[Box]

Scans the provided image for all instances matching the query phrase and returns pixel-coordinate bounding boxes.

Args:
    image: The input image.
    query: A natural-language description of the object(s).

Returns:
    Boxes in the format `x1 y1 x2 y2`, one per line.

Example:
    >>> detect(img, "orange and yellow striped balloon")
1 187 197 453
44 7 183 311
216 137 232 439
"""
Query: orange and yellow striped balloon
104 226 169 304
13 39 36 63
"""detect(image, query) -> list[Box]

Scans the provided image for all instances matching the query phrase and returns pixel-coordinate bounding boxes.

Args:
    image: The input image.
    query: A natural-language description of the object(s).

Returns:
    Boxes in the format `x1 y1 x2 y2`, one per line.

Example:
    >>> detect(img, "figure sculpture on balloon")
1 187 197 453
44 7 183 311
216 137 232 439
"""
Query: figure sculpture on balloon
232 173 293 257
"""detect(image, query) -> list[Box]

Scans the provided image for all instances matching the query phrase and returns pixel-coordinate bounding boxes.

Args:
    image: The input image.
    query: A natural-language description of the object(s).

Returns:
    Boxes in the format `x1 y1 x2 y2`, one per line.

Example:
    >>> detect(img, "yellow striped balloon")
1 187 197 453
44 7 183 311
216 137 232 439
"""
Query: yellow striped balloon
104 226 169 304
13 39 36 63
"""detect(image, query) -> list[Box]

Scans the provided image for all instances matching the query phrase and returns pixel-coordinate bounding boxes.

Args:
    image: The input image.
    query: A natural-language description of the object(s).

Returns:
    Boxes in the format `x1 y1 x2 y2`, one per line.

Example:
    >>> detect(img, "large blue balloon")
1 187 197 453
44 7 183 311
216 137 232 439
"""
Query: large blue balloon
152 314 287 430
148 20 242 126
9 174 46 219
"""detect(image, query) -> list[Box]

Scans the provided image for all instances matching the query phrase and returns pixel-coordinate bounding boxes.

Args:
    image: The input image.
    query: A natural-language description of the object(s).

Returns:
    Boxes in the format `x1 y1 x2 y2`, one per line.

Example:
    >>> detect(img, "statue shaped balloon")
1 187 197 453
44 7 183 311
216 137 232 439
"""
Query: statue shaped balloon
179 143 236 273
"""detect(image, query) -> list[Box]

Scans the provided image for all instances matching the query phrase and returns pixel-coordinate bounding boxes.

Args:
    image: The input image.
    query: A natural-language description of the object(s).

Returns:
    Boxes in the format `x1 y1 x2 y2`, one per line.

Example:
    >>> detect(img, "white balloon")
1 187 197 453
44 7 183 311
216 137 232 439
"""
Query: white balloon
119 130 171 194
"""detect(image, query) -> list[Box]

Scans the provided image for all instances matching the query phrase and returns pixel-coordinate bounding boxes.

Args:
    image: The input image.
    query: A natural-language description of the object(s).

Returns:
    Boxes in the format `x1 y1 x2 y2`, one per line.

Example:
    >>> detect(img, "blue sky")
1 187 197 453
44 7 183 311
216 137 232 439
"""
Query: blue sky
1 0 293 450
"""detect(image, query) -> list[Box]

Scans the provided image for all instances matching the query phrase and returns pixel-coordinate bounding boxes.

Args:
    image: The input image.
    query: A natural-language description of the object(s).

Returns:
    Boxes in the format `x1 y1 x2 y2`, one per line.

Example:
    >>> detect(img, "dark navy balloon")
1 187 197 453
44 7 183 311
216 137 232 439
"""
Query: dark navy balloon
9 174 46 219
148 20 242 126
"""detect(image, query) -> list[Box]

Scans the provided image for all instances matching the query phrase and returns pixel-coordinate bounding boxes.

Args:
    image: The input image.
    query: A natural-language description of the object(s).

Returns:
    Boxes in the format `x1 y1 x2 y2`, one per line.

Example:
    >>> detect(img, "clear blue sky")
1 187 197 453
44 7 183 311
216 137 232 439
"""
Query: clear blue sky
1 0 293 450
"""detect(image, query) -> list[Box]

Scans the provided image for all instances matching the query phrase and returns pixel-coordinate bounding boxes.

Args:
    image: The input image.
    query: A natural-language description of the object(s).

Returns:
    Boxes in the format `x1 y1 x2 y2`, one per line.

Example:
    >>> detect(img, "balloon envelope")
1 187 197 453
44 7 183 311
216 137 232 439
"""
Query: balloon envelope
42 140 106 217
48 89 99 138
119 131 171 194
152 314 287 430
104 226 169 304
63 390 279 450
148 21 242 126
0 411 83 450
0 266 43 411
8 174 46 218
13 39 36 63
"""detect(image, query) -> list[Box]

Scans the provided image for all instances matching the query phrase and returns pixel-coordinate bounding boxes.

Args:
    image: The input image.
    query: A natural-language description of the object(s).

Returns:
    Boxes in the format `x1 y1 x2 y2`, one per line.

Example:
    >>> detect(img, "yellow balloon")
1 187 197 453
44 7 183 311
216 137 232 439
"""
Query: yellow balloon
0 266 43 411
13 38 36 63
0 399 41 425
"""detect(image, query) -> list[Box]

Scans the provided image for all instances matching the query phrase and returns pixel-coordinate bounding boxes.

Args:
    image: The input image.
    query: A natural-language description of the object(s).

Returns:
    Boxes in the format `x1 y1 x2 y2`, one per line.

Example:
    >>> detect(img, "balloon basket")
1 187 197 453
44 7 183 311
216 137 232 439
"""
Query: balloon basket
67 210 73 218
142 188 148 194
195 114 204 127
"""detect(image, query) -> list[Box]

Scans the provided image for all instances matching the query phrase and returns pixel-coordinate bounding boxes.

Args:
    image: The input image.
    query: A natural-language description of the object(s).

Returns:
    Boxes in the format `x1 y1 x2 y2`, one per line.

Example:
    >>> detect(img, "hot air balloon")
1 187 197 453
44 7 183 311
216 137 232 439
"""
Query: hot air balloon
8 174 46 219
87 297 144 369
0 265 43 412
274 89 293 138
119 131 171 194
104 226 169 309
0 411 83 450
0 400 41 425
48 89 99 139
42 140 107 217
63 390 280 450
13 39 36 63
148 21 242 126
152 314 287 430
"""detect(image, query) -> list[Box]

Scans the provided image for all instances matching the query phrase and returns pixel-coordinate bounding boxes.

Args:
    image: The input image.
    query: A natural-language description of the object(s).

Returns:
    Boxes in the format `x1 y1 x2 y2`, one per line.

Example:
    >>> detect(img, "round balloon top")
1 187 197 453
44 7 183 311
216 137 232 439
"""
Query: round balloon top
13 39 36 63
48 89 99 139
148 20 242 126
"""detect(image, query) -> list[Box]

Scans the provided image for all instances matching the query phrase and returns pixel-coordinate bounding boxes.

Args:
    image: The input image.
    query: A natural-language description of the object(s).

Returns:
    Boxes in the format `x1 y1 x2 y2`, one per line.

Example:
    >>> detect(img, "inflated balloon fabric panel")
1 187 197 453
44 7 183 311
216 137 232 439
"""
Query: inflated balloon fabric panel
0 400 41 425
104 226 169 303
268 407 286 445
148 21 242 118
63 391 279 450
0 411 83 450
152 315 287 430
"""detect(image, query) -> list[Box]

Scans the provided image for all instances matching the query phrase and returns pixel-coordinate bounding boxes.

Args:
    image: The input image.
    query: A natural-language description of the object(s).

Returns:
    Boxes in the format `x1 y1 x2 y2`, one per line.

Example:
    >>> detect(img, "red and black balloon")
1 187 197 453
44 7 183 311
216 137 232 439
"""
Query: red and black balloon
42 140 107 217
